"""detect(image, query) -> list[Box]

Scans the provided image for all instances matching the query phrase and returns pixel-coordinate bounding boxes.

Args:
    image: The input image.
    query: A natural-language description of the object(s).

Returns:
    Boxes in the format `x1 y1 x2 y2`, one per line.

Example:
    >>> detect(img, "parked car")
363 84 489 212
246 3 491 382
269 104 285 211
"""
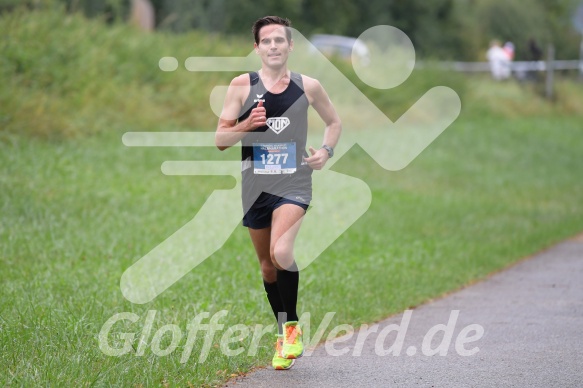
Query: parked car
309 34 370 65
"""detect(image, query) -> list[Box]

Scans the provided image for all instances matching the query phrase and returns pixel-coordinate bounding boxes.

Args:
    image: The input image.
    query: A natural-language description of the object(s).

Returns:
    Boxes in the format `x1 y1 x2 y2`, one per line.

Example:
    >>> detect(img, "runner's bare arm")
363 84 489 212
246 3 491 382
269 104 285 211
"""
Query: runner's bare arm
215 75 267 151
303 77 342 169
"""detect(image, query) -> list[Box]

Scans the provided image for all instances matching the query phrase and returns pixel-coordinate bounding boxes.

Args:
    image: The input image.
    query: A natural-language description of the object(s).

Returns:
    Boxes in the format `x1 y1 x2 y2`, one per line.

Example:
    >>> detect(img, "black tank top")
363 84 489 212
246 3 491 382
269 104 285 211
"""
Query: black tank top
238 71 312 209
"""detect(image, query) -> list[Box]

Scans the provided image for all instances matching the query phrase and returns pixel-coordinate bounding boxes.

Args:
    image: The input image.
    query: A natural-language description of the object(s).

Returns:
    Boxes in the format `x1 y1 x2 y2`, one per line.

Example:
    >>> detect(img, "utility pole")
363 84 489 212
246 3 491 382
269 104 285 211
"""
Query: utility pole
579 36 583 79
573 3 583 79
545 44 555 100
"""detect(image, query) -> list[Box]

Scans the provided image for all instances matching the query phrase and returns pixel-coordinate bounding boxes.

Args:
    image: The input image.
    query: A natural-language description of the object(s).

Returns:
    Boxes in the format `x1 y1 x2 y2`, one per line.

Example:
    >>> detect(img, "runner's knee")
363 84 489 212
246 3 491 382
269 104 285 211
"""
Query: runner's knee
271 243 294 270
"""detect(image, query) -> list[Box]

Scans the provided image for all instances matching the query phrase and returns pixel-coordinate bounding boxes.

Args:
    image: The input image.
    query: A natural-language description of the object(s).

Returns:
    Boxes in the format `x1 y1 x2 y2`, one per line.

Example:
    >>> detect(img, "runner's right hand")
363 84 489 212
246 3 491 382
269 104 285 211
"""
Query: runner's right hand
247 99 267 130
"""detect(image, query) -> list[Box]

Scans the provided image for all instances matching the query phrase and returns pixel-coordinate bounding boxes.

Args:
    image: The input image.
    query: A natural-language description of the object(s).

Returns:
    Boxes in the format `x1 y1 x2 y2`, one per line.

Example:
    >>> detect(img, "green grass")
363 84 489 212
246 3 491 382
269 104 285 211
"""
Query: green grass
0 6 249 138
2 5 583 387
2 115 583 386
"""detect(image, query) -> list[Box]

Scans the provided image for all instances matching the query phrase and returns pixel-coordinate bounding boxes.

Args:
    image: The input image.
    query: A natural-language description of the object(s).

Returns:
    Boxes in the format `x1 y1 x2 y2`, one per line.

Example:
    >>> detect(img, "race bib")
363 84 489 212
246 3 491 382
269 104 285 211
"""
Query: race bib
253 142 297 174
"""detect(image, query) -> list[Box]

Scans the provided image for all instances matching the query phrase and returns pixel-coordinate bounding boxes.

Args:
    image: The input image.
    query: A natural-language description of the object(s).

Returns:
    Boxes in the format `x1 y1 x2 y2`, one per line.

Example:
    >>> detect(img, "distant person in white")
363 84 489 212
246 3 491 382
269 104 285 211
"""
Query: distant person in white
487 40 511 80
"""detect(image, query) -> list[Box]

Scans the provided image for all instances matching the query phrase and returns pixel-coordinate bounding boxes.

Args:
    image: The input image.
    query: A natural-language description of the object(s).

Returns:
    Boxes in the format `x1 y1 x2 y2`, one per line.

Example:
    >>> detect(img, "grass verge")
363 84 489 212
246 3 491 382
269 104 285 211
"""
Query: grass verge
2 113 583 386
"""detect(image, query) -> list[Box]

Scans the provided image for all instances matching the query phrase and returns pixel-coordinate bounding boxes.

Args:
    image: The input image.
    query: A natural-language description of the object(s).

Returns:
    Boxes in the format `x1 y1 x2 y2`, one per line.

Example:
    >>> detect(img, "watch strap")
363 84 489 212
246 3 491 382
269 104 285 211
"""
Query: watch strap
321 145 334 158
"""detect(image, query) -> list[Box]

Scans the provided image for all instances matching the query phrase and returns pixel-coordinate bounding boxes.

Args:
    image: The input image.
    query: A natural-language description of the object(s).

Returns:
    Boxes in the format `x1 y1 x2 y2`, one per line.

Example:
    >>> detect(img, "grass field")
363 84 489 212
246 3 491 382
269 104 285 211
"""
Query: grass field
2 113 583 386
2 6 583 387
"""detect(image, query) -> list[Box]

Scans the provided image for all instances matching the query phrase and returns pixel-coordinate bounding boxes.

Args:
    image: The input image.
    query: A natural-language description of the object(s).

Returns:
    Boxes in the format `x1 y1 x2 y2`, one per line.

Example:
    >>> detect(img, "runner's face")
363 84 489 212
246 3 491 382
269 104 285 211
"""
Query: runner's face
255 24 292 68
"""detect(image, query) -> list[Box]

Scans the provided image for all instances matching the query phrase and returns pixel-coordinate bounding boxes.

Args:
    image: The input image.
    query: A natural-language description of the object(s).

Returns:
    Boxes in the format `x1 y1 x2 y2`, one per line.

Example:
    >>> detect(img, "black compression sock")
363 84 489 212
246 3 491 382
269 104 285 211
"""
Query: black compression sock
263 280 285 334
276 269 299 322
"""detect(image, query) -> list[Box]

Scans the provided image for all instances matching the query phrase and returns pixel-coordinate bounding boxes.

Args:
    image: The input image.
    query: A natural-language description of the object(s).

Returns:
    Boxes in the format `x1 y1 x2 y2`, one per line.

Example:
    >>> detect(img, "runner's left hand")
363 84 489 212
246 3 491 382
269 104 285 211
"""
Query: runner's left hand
304 146 329 170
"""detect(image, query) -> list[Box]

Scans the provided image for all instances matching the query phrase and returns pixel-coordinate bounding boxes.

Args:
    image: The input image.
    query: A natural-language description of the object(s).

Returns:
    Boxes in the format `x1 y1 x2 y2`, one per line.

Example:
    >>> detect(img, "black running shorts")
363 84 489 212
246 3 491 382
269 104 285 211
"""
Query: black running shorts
242 192 309 229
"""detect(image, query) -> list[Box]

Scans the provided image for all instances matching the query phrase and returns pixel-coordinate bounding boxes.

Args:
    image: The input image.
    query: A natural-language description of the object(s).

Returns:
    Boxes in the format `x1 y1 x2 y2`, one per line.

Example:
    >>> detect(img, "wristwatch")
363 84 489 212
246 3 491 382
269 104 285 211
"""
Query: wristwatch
321 145 334 158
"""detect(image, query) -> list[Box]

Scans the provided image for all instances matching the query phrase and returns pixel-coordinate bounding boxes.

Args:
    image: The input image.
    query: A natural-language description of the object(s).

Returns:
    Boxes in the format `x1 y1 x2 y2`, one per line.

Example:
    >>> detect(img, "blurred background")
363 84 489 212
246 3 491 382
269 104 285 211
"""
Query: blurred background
4 0 579 60
1 0 582 138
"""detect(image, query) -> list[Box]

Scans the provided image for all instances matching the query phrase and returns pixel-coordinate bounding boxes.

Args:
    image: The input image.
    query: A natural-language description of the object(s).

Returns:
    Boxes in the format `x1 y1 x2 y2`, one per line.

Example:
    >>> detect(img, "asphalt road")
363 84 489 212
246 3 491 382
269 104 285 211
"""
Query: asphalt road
226 234 583 388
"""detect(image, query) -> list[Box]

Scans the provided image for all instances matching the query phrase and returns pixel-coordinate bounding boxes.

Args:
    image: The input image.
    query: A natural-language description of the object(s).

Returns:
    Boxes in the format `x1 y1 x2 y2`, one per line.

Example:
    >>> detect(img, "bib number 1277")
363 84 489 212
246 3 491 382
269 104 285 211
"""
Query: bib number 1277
252 142 297 174
260 153 288 166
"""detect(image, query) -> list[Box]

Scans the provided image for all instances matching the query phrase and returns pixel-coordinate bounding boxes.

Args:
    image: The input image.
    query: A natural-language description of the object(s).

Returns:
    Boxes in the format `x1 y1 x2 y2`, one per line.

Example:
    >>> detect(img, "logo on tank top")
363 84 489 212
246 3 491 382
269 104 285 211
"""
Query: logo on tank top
254 94 265 103
266 117 290 134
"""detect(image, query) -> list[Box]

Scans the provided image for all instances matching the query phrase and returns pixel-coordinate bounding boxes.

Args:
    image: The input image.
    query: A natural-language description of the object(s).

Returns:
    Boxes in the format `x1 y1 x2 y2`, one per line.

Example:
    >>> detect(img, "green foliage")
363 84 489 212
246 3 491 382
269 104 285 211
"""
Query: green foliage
1 6 463 139
4 0 580 60
0 6 248 138
1 7 581 140
454 0 581 60
330 58 469 120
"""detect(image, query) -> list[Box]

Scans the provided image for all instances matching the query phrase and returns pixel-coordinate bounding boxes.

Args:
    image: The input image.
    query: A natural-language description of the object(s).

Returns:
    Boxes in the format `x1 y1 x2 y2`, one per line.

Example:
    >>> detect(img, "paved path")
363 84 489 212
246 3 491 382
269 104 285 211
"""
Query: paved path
227 235 583 387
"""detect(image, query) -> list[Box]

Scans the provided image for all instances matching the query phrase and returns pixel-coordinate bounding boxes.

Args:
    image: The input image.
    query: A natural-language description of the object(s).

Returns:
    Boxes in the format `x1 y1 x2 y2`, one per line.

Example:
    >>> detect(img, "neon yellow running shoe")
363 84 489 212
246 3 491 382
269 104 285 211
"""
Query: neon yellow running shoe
282 321 304 359
272 334 295 370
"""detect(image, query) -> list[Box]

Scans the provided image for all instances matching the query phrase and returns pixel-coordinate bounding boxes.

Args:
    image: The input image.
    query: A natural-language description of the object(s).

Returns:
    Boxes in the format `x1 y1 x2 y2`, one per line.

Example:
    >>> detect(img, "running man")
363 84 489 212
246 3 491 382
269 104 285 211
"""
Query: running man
215 16 341 370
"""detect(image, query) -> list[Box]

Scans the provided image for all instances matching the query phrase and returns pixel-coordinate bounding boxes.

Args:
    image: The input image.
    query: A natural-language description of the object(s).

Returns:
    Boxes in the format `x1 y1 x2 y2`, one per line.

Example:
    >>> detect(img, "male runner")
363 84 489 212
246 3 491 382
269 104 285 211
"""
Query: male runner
215 16 341 370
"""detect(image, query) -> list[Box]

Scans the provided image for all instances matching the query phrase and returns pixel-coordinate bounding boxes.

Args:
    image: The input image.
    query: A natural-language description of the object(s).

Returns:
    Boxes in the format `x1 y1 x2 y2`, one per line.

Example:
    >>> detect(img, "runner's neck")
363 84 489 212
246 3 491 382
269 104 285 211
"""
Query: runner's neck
258 68 290 92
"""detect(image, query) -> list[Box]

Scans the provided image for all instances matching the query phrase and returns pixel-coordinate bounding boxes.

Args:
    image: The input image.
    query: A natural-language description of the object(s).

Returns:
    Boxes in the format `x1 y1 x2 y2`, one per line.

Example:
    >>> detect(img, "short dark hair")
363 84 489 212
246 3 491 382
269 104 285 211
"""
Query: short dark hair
252 16 292 44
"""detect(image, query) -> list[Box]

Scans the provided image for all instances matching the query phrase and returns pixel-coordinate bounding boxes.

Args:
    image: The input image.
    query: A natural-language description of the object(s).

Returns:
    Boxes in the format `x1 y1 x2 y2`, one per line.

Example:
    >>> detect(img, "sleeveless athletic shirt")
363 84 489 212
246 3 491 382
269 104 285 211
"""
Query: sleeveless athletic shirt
238 71 312 211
